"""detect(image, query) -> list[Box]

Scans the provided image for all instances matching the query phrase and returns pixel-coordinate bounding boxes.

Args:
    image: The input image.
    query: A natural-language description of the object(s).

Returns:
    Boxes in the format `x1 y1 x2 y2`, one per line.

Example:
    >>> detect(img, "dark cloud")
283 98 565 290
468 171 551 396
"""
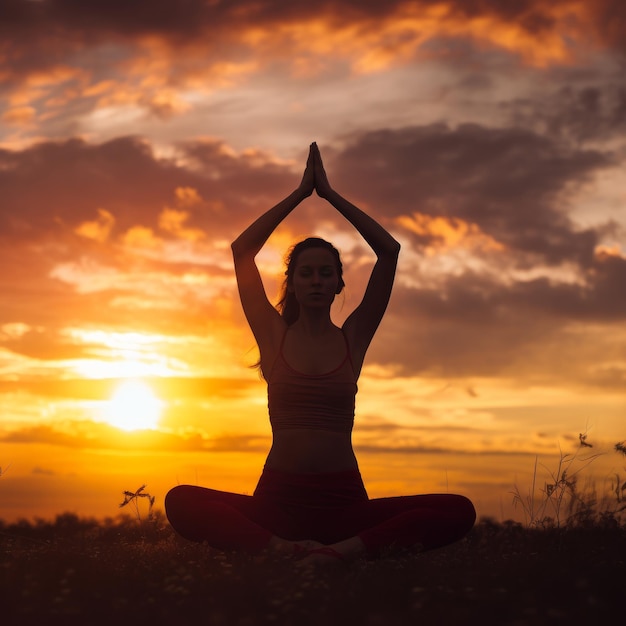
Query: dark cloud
0 136 298 241
329 124 611 266
505 84 626 143
589 0 626 53
1 0 620 43
371 248 626 382
1 0 623 85
2 127 612 270
0 137 195 238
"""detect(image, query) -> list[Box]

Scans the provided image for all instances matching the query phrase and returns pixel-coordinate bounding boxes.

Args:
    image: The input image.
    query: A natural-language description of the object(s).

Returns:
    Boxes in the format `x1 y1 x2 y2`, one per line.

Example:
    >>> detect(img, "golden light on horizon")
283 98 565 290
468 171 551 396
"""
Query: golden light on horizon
101 380 163 431
65 329 182 380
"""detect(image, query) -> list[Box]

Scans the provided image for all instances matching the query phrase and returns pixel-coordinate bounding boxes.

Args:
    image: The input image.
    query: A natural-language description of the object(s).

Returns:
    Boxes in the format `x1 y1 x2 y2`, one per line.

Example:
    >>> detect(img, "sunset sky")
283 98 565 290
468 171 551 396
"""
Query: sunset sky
1 0 625 524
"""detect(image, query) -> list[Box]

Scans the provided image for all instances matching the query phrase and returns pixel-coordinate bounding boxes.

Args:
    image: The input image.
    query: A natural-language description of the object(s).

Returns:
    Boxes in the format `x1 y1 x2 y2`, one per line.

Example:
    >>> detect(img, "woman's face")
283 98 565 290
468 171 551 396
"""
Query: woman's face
289 247 341 308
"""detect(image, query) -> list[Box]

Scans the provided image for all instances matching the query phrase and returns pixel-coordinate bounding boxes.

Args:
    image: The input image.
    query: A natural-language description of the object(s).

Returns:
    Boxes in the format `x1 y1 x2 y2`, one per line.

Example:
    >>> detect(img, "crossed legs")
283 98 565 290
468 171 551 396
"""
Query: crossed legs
165 484 476 560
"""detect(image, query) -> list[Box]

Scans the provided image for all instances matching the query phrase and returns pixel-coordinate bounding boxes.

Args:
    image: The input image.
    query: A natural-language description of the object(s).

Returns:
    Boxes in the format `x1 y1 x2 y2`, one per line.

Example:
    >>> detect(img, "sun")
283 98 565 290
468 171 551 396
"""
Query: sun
102 380 163 431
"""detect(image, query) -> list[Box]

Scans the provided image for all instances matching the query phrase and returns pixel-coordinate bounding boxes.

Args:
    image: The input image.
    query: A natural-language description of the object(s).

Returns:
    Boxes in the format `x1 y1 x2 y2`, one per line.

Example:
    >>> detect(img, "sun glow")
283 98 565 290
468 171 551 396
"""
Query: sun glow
102 380 163 431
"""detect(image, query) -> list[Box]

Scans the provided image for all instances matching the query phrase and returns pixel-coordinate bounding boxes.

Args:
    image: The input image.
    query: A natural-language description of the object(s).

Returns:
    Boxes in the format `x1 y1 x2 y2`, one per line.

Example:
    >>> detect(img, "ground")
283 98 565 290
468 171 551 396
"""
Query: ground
1 515 624 625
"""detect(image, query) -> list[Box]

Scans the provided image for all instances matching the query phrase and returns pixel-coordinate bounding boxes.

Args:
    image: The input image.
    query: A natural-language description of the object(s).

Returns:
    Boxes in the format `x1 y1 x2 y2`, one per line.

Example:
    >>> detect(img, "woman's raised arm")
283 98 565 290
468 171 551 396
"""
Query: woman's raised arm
231 145 315 357
312 142 400 371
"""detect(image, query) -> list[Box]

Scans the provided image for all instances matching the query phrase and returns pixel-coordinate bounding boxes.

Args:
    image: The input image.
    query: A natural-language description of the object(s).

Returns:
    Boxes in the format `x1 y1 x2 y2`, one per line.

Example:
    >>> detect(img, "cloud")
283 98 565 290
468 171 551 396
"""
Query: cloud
330 124 612 267
0 135 297 242
0 376 257 400
504 83 626 143
4 126 613 272
0 136 299 352
2 0 624 142
371 249 626 385
0 421 270 453
32 466 56 476
0 414 563 457
2 1 622 71
0 126 623 390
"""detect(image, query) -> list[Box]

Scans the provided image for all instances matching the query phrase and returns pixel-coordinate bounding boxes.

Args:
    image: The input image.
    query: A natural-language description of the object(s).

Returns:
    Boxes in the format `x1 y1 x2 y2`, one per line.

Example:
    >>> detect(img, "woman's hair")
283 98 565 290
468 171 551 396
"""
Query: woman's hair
275 237 345 325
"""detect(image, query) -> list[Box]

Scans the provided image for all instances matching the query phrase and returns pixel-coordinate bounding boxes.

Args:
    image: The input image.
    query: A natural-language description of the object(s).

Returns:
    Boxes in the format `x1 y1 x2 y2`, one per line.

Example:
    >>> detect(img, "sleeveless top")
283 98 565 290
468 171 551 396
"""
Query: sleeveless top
267 330 358 433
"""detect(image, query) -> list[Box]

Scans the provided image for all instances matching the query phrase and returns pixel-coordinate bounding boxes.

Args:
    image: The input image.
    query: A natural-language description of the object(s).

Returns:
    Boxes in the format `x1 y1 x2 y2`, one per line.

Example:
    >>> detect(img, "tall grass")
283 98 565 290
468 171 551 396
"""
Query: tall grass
511 432 626 528
119 484 156 522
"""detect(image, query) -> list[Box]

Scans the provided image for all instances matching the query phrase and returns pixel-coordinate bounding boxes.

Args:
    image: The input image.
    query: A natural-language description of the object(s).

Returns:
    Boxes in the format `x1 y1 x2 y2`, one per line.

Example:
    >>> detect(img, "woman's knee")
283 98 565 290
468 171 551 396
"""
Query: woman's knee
459 494 476 517
164 485 197 523
450 494 477 536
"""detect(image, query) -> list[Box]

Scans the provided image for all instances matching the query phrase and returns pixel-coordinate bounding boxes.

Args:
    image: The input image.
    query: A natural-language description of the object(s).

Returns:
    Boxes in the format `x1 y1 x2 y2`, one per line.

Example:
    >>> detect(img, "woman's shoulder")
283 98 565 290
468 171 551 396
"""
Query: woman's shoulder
258 317 289 376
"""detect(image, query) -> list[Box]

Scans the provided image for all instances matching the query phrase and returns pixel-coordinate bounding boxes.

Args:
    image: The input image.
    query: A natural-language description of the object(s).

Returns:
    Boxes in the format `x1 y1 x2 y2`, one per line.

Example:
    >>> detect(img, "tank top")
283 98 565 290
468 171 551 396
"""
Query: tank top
267 329 358 433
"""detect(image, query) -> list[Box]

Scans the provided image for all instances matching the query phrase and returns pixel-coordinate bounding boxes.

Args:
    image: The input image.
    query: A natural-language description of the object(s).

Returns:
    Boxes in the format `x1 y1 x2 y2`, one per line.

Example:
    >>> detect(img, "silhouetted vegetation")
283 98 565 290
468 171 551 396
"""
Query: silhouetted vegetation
1 511 624 625
511 434 626 528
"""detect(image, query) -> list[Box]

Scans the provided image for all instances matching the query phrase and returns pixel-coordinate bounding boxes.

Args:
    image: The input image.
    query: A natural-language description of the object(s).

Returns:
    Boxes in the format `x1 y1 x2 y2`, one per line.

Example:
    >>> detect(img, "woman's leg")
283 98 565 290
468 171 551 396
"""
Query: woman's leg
165 485 276 552
164 484 323 554
263 468 476 563
355 493 476 554
312 493 476 560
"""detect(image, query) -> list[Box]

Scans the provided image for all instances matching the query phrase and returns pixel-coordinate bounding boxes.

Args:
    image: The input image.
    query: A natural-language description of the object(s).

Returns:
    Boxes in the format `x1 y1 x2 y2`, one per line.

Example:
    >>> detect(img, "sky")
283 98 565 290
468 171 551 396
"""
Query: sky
1 0 625 524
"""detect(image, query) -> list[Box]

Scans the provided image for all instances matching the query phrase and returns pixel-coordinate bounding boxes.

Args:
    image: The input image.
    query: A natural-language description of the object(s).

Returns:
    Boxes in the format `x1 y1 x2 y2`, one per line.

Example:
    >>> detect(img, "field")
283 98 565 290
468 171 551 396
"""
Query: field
1 512 624 626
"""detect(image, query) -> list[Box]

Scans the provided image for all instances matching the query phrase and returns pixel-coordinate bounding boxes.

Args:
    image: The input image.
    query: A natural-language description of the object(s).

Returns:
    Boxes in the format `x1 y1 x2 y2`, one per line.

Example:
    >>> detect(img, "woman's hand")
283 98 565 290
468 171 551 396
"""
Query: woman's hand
298 144 316 198
312 142 333 199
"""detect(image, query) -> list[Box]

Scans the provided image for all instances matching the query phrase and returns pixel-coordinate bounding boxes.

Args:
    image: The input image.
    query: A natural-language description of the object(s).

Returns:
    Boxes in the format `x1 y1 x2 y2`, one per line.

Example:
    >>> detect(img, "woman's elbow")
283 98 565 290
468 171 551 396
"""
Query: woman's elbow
384 239 401 259
231 237 248 259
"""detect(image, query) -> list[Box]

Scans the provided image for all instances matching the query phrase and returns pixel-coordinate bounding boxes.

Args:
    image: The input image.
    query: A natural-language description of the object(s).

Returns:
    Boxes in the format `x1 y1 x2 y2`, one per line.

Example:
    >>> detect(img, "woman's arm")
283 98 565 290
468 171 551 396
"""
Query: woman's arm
232 146 314 258
312 143 400 372
312 142 400 259
231 145 315 355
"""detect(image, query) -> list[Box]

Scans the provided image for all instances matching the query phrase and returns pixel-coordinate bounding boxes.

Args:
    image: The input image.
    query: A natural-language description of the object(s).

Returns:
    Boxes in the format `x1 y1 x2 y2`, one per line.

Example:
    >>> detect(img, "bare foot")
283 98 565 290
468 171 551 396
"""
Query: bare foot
296 536 366 568
295 546 346 568
268 536 324 559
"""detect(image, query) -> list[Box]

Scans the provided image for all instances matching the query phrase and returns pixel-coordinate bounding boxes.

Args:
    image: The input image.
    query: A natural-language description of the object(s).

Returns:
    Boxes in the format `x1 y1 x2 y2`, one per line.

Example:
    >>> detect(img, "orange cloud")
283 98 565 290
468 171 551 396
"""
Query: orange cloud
158 208 205 241
397 212 504 254
74 209 115 242
121 225 162 250
594 244 625 260
240 2 590 76
1 106 37 127
0 0 611 138
175 186 202 207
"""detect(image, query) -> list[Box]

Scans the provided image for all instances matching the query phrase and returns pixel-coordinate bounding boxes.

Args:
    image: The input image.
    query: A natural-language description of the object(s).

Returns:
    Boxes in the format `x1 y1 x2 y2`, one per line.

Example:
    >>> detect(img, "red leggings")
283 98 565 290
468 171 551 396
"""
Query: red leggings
165 467 475 556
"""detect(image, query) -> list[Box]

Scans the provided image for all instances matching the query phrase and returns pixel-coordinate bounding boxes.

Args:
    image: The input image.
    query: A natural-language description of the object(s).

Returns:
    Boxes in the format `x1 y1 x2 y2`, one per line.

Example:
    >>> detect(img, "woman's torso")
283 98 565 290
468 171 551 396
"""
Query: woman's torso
263 326 360 473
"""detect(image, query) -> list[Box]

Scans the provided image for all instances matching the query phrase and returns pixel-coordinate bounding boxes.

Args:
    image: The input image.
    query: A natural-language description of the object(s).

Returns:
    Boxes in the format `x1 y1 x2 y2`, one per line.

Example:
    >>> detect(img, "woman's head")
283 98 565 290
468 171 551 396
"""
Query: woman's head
277 237 345 324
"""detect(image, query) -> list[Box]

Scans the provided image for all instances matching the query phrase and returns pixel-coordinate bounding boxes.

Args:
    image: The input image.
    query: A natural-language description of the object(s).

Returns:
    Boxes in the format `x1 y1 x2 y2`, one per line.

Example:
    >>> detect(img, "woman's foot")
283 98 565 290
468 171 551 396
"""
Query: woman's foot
295 546 346 568
296 536 366 568
268 536 324 558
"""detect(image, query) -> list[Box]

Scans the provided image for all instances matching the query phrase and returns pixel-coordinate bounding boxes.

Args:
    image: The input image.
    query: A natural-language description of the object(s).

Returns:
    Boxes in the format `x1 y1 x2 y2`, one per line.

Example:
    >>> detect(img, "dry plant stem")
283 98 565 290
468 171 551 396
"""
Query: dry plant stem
511 431 626 527
119 485 156 522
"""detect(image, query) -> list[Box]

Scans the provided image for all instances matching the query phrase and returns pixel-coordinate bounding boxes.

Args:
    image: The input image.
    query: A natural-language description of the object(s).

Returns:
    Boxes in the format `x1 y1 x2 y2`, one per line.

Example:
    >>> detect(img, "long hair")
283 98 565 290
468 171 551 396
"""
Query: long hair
276 237 345 326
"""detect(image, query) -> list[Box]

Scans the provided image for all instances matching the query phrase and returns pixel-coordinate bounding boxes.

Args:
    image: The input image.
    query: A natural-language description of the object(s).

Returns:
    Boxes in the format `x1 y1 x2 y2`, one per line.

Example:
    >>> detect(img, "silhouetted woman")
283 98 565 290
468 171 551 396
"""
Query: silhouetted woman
165 143 475 564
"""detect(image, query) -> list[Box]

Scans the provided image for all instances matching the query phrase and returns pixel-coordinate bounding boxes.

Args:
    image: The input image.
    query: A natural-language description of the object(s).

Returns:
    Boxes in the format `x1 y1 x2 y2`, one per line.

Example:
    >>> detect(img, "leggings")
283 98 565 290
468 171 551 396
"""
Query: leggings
165 467 476 556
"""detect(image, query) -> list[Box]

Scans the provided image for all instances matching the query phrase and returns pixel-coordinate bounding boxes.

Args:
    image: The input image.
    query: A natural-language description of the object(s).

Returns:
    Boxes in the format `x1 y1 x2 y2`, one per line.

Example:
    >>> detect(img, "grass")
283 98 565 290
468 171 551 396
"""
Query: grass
511 433 626 528
1 512 624 625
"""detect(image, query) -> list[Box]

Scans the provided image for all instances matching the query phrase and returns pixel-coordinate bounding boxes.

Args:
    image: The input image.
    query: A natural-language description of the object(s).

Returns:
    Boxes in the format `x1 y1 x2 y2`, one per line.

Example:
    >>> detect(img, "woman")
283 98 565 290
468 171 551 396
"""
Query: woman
165 143 475 564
